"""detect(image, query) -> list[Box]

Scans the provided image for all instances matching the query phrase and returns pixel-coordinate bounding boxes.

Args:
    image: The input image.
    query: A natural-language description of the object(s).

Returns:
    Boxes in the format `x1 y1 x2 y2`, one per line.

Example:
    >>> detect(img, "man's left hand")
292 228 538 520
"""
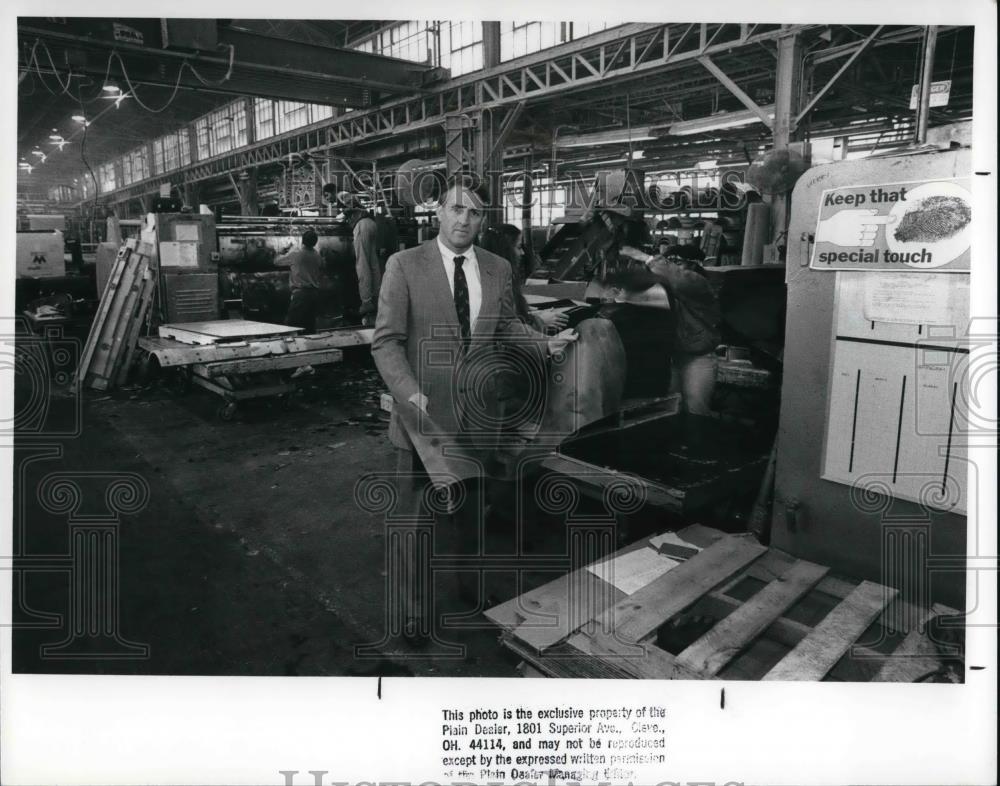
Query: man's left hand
547 328 579 358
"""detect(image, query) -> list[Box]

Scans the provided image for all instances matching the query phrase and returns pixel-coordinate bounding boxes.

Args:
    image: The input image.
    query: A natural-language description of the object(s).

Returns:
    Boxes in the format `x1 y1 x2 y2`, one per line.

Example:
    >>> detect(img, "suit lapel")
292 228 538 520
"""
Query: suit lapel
420 240 460 328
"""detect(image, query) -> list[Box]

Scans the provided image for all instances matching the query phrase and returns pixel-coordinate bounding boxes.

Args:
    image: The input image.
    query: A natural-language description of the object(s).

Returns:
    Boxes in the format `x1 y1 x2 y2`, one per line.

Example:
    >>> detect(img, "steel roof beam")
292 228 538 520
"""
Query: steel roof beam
697 56 774 129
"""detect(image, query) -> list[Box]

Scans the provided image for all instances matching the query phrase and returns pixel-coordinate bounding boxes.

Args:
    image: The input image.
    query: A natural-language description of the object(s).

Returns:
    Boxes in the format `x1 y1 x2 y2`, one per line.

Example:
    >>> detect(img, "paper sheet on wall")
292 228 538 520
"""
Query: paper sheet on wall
586 547 679 595
173 223 202 241
159 241 200 267
863 273 969 325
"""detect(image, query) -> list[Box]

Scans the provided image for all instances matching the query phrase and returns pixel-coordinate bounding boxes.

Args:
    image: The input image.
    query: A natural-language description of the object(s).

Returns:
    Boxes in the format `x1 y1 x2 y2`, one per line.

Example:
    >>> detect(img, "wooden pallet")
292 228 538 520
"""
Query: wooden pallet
486 525 962 682
73 240 158 392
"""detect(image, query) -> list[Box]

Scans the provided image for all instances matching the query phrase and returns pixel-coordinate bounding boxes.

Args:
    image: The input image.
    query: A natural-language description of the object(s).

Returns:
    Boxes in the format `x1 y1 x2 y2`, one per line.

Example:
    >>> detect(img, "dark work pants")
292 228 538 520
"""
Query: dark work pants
285 287 321 333
392 448 483 628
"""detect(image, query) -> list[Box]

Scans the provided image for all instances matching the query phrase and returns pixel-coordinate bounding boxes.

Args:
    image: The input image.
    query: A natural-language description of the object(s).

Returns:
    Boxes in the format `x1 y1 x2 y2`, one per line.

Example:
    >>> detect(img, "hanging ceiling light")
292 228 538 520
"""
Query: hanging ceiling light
102 79 121 94
72 114 87 123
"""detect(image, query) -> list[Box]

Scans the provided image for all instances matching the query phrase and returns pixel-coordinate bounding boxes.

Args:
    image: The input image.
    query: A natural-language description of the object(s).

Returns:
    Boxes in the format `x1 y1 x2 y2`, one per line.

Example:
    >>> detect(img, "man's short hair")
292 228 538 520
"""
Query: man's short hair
439 173 491 207
302 230 319 248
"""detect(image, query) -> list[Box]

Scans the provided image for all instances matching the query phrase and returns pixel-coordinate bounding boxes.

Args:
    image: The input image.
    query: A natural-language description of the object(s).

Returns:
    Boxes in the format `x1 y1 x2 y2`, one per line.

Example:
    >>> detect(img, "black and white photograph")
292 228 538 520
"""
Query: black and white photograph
2 3 996 785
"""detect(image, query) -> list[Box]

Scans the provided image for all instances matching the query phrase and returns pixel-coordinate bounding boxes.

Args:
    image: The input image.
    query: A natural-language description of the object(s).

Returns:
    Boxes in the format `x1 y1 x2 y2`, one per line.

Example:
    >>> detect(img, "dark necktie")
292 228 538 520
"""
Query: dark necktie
453 255 471 346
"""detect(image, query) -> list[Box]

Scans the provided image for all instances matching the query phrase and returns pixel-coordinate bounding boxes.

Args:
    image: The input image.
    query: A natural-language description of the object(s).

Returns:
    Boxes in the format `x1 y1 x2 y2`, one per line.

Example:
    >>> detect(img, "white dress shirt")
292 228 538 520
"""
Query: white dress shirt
436 236 482 330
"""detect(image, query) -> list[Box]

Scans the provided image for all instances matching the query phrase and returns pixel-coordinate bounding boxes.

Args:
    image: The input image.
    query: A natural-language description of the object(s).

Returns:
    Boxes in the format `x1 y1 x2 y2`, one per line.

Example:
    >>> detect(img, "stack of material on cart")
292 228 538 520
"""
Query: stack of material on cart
486 525 963 682
73 239 158 391
137 320 363 420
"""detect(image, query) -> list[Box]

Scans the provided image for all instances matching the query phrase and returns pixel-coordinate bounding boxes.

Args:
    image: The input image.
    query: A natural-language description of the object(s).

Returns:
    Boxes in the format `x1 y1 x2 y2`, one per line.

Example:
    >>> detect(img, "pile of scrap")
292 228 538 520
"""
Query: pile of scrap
72 239 158 392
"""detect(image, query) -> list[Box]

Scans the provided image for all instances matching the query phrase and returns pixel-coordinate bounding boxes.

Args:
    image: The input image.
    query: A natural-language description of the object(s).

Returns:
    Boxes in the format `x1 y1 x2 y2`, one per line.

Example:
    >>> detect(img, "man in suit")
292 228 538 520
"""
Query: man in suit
372 174 577 645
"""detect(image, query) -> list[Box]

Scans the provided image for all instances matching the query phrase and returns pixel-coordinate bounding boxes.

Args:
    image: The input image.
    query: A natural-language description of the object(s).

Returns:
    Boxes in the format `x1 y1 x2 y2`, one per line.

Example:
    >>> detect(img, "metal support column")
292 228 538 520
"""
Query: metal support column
769 32 804 244
914 26 939 144
444 114 469 178
482 22 502 70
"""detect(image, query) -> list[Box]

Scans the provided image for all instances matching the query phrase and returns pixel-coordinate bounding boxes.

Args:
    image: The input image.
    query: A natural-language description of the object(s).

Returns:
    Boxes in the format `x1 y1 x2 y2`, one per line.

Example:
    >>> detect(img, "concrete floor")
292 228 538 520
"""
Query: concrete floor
12 343 550 677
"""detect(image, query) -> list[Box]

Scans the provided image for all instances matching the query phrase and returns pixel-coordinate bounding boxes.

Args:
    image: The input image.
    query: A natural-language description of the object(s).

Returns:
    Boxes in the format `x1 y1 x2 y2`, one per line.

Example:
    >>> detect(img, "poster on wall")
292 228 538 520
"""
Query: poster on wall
810 178 972 271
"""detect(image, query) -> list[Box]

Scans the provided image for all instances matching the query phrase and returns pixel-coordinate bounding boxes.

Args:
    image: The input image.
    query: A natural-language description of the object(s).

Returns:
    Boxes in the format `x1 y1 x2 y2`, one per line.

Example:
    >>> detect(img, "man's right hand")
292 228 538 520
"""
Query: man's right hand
407 392 429 414
535 309 570 331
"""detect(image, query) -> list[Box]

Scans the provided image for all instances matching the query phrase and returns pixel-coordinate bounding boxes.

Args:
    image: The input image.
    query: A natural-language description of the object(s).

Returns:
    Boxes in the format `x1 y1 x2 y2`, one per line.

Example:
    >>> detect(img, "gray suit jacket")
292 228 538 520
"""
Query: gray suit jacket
372 239 545 450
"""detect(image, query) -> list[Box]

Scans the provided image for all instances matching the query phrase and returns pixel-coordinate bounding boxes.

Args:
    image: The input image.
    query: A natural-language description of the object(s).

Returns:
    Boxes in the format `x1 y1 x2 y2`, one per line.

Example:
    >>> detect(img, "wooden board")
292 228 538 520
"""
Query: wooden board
485 546 640 652
871 606 948 682
488 525 957 682
158 319 301 345
763 580 897 681
192 348 343 377
676 559 829 676
568 631 701 680
139 329 372 367
82 253 145 389
99 257 149 385
596 535 767 644
115 265 159 387
73 245 131 391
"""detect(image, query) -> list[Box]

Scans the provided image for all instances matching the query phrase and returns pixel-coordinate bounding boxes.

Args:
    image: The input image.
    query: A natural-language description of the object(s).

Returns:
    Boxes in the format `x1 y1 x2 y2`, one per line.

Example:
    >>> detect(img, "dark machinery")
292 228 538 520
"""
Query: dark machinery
216 216 360 327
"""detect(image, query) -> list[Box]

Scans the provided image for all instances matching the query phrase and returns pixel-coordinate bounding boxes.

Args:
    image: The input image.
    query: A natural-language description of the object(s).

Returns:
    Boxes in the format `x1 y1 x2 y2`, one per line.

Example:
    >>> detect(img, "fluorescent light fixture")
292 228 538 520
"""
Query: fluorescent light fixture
31 150 45 157
49 134 63 141
72 114 86 123
102 81 121 93
668 105 776 136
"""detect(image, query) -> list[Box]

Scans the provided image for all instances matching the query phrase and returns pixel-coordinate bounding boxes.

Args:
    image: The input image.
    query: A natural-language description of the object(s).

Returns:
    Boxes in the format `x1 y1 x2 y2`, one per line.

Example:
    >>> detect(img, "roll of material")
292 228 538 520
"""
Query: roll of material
741 202 771 266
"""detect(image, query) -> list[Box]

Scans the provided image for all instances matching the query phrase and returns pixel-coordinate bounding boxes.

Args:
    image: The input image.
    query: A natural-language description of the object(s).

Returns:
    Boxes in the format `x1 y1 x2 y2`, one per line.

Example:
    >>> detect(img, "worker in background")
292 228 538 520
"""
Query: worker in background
335 190 382 327
480 224 569 333
275 229 323 334
621 243 721 414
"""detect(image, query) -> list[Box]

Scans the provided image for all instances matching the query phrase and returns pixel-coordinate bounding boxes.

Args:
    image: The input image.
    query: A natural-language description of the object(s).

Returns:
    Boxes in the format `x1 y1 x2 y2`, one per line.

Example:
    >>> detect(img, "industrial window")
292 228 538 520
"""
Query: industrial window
442 21 483 76
254 98 275 140
194 100 249 160
274 101 335 135
503 175 566 226
152 130 192 175
352 21 437 65
500 21 610 61
120 146 149 185
96 161 117 193
47 185 74 202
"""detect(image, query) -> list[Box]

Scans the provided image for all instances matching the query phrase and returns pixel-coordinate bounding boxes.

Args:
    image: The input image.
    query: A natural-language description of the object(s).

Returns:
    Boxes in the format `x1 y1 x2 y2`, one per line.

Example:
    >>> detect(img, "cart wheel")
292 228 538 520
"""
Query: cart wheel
165 368 192 396
136 352 160 385
217 401 238 421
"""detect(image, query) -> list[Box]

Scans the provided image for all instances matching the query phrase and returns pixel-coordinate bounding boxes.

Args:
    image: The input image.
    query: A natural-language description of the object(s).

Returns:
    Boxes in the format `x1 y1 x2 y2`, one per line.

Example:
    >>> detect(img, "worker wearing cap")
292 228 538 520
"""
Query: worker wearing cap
335 190 381 327
621 243 721 414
